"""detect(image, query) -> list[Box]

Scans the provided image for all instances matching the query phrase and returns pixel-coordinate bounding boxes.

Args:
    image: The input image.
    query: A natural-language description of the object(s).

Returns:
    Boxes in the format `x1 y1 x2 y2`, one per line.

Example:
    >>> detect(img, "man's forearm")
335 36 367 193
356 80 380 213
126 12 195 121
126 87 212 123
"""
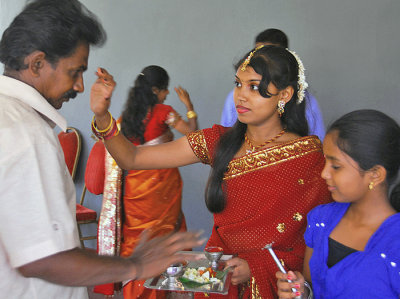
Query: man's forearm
18 247 138 286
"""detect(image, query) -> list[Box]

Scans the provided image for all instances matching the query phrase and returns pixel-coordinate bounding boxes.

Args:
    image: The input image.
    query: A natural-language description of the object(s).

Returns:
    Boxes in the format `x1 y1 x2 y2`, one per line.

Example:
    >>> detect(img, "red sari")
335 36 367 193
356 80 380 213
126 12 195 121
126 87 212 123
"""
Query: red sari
187 125 331 299
94 104 187 298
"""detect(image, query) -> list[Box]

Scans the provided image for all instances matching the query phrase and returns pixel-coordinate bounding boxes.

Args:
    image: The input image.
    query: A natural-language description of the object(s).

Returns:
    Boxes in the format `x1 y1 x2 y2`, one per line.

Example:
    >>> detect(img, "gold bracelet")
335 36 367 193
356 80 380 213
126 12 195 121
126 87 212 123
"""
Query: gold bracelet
92 111 113 133
186 110 197 119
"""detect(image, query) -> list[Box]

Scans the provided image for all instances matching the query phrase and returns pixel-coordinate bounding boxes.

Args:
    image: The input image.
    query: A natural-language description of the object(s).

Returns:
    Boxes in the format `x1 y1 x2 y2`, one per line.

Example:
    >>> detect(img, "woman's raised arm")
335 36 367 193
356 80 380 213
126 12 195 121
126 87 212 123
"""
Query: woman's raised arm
90 68 200 170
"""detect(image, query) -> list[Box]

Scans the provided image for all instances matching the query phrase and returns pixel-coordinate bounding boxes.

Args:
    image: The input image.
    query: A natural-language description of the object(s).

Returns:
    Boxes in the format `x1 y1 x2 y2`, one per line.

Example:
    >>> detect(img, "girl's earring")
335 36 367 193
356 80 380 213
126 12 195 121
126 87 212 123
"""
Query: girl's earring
368 182 374 190
277 100 285 117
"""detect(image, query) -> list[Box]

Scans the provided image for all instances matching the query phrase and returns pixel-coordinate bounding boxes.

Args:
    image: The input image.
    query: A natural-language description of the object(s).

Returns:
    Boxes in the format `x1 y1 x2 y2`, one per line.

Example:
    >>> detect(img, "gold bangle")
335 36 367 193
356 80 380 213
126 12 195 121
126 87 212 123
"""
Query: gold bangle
92 111 113 133
186 110 197 119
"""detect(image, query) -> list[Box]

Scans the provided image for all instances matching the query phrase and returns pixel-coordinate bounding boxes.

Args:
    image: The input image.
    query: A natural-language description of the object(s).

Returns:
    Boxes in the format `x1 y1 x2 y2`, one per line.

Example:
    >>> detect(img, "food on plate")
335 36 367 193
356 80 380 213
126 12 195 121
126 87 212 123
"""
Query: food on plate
182 267 221 284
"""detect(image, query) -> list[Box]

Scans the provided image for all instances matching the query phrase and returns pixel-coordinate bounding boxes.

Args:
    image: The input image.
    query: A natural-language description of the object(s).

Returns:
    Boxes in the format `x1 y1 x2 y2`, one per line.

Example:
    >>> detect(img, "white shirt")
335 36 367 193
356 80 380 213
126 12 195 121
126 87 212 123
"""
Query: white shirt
0 75 88 299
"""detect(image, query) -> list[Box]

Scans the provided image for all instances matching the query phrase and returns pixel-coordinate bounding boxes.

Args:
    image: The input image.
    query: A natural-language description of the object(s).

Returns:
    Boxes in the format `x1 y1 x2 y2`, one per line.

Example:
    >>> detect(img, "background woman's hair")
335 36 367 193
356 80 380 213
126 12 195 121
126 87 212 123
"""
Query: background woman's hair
205 46 308 213
327 109 400 211
121 65 169 144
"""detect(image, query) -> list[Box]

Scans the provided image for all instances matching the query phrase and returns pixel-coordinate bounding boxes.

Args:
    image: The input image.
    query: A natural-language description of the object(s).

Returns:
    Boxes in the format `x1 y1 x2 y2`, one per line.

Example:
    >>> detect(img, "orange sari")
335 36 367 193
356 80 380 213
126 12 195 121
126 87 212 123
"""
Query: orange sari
187 125 331 299
94 104 187 298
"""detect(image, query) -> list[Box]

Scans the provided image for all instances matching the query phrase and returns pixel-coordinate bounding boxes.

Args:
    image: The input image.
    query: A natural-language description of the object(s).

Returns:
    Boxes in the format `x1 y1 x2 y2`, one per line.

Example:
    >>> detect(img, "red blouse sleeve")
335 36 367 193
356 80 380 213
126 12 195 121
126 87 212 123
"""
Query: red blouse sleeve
186 124 228 166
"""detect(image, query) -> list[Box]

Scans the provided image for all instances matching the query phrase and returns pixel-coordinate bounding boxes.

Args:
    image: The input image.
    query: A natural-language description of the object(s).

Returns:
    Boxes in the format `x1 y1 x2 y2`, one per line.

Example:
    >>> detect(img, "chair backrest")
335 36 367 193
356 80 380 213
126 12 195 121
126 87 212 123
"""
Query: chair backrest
58 127 82 180
84 141 106 195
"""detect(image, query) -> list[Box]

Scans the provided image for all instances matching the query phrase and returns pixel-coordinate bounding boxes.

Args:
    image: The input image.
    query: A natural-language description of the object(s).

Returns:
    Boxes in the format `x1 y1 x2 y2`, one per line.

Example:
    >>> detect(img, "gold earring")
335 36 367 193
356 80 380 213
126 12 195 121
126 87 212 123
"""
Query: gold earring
277 100 285 116
368 182 374 190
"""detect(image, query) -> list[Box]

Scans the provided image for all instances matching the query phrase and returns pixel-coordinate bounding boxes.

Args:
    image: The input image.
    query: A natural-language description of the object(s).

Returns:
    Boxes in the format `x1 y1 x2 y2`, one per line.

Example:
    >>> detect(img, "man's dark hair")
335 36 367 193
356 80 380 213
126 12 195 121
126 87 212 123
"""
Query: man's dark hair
254 28 289 48
0 0 106 71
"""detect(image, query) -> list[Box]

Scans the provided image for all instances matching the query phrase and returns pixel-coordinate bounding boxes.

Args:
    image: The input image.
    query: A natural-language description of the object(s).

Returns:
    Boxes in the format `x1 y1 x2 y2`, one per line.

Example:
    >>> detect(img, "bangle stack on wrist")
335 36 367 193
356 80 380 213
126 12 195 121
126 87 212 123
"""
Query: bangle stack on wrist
186 110 197 119
91 111 120 141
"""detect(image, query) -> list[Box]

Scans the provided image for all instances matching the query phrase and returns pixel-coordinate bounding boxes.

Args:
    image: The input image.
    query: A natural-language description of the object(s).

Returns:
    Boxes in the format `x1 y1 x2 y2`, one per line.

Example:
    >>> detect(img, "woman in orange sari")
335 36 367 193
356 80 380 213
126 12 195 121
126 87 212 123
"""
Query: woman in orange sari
94 65 198 298
91 46 331 298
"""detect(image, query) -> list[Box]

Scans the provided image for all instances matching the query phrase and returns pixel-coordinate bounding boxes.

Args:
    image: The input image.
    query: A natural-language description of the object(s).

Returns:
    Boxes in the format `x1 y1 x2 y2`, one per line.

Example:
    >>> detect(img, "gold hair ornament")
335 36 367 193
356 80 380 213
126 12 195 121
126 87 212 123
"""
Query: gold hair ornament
286 49 308 104
240 45 265 71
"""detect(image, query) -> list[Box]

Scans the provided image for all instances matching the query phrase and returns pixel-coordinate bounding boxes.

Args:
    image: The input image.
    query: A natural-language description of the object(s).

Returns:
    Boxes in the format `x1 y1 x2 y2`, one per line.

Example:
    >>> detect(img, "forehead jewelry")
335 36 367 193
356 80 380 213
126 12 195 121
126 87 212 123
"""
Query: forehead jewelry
240 45 265 71
286 49 308 104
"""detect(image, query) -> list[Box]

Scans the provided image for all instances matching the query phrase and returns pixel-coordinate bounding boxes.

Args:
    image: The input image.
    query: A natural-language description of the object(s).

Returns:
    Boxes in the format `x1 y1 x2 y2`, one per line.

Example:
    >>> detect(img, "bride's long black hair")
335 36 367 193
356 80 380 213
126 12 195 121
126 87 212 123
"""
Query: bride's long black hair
205 46 308 213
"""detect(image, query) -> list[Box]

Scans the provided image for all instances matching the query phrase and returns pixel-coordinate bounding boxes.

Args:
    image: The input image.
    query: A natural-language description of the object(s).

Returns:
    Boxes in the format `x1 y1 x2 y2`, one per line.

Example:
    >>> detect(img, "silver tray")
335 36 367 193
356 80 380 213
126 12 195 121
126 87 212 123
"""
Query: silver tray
144 251 233 295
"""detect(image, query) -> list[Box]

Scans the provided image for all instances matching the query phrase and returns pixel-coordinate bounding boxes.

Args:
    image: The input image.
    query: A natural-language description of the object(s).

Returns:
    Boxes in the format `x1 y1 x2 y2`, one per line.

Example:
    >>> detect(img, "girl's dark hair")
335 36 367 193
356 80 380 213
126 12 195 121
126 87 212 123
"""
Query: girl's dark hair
327 109 400 211
0 0 106 71
205 46 308 213
121 65 169 144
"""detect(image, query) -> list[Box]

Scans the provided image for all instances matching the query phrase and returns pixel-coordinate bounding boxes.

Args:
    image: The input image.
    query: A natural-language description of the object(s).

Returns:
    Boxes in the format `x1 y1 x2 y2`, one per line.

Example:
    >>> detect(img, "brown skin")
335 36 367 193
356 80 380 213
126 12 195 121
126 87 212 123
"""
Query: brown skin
5 42 88 110
153 85 198 134
18 231 205 286
275 132 395 298
91 67 299 286
6 42 205 286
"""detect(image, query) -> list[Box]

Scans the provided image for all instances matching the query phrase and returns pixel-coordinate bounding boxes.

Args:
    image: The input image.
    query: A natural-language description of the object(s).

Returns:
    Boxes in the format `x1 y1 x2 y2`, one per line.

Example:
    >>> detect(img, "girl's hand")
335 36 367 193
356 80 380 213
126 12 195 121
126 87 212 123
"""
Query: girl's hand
174 86 193 110
90 67 116 119
276 270 305 298
224 257 251 285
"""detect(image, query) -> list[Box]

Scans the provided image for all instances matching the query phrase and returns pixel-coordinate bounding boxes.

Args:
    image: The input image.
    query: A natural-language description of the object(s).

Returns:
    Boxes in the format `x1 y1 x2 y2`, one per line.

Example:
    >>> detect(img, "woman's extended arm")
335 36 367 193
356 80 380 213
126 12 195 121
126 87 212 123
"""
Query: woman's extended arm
90 68 200 170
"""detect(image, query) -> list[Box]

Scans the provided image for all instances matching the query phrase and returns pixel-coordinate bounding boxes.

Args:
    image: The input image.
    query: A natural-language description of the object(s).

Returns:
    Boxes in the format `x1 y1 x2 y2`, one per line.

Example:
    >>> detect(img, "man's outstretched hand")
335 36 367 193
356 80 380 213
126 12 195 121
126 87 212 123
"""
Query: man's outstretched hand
129 230 205 280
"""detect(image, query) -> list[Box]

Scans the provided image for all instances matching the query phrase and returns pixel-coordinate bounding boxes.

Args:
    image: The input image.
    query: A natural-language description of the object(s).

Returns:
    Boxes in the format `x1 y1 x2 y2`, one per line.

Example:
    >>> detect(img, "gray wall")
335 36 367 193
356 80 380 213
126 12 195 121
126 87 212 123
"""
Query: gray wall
1 0 400 249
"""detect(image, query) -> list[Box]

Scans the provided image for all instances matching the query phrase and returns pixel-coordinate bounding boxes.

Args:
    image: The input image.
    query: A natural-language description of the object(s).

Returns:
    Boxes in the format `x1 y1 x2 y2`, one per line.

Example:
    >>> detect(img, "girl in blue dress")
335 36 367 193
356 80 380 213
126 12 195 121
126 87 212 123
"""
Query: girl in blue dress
276 109 400 298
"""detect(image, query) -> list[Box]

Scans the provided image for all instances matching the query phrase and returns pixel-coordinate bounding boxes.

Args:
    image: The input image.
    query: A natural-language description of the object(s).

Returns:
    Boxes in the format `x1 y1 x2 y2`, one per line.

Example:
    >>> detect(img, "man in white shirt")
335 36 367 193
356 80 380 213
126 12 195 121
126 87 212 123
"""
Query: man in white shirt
0 1 202 298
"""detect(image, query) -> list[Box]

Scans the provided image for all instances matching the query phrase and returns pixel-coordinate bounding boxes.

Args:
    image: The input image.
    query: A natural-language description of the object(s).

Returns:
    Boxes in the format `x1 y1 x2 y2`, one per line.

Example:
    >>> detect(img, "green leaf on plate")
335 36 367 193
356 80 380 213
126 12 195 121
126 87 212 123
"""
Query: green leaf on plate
179 277 212 287
179 270 226 288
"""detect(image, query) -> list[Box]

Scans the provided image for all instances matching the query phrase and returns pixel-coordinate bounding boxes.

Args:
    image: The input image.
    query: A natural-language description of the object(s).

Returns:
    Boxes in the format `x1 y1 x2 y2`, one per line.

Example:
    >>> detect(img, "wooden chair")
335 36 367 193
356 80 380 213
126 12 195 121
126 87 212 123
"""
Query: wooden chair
58 127 99 248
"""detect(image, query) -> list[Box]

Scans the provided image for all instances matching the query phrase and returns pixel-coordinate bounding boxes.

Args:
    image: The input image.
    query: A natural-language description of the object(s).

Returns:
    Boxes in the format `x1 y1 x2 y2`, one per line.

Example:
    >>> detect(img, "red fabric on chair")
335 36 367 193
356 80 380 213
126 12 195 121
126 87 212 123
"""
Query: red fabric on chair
58 128 81 179
76 204 97 222
85 141 105 195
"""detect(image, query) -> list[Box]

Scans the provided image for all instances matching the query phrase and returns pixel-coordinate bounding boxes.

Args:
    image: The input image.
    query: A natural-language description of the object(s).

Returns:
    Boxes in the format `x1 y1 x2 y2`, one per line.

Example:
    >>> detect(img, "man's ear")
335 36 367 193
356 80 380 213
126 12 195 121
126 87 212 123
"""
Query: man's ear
25 51 46 76
280 86 294 104
152 87 159 95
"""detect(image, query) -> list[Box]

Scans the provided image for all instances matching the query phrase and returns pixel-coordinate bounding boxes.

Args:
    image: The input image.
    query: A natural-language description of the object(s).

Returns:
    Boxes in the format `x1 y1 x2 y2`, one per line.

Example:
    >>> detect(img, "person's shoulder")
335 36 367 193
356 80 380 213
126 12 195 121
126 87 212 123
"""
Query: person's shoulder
305 90 317 101
154 103 173 111
284 135 322 152
209 124 229 135
197 124 229 144
382 213 400 236
308 202 347 220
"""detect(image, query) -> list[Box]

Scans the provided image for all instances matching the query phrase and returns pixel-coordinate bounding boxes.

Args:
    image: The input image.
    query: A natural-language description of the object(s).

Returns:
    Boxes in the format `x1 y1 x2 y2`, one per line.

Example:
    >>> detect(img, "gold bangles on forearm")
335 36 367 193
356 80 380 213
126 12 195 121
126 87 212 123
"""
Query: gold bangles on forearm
91 111 120 141
186 110 197 119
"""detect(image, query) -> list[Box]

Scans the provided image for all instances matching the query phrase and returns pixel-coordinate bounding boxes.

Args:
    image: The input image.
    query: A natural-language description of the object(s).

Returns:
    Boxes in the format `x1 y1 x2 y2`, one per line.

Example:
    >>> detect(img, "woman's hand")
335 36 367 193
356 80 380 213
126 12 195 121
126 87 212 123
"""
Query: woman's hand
174 86 193 110
90 67 116 124
224 257 251 285
276 270 305 298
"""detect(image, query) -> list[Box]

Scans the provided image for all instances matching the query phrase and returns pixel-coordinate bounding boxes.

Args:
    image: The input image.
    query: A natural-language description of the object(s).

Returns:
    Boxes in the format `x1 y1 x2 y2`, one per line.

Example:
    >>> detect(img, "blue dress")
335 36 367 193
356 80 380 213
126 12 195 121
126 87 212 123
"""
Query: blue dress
305 202 400 298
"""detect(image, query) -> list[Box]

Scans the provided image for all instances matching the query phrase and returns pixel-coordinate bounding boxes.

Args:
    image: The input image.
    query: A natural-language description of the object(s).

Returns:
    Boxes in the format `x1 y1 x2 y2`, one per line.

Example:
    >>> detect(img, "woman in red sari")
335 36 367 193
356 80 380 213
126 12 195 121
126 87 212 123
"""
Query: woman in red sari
94 65 198 298
90 46 331 298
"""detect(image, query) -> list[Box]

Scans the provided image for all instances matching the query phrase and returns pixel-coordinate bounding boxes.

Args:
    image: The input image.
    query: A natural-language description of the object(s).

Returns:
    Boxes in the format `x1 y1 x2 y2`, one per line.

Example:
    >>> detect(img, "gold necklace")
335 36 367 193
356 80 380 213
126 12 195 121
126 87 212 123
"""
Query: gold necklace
245 129 286 154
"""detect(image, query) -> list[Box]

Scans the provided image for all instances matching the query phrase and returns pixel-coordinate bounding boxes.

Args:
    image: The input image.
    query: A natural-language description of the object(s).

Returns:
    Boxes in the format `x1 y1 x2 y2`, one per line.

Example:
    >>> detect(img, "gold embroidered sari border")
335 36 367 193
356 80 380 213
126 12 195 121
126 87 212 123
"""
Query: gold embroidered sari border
224 136 322 180
186 130 212 164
